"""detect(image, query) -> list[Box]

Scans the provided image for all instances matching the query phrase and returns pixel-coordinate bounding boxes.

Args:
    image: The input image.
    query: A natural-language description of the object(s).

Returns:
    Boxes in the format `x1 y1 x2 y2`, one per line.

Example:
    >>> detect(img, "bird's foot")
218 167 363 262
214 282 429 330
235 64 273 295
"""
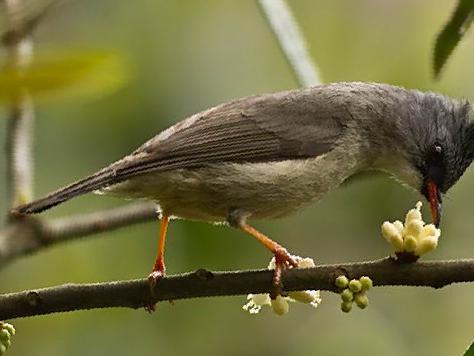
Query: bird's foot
145 268 165 312
271 247 298 298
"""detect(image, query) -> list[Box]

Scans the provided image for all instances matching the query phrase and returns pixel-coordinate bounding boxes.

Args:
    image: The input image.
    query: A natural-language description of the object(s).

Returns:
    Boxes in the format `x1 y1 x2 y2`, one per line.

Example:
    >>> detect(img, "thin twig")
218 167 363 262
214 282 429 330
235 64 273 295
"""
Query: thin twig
1 258 474 320
1 0 63 46
0 202 157 267
43 202 158 242
257 0 321 86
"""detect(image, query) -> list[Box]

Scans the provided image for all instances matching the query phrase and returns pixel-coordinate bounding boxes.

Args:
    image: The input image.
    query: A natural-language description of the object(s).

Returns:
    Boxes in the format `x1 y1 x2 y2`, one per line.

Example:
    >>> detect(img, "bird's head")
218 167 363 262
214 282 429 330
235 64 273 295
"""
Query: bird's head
393 92 474 227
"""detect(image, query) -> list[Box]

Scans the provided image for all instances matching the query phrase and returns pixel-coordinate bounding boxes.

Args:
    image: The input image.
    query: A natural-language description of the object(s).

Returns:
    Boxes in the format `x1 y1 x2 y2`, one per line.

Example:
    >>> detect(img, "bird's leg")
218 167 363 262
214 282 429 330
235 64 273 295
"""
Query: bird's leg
149 214 169 285
229 211 298 297
146 214 169 311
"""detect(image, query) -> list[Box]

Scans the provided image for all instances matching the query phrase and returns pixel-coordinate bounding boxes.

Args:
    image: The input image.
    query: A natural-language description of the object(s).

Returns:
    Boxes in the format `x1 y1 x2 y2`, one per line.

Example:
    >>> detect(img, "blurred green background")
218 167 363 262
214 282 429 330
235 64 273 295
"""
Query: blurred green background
1 0 474 355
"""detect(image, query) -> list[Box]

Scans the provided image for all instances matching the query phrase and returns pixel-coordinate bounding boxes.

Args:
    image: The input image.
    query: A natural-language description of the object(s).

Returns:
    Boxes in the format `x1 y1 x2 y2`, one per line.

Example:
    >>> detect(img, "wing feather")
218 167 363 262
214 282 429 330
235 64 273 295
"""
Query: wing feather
14 85 348 214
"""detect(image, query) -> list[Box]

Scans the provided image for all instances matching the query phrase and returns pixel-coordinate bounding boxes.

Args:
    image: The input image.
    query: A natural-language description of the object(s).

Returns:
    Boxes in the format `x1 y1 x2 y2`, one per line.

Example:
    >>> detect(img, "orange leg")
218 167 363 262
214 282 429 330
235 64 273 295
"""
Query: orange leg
145 214 169 312
239 223 298 296
148 214 169 287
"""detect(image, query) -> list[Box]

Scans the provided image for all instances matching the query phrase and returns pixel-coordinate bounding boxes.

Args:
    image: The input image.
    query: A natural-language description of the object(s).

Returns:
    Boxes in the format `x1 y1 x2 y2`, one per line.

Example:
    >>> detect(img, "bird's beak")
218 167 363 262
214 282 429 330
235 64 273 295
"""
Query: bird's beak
426 180 442 227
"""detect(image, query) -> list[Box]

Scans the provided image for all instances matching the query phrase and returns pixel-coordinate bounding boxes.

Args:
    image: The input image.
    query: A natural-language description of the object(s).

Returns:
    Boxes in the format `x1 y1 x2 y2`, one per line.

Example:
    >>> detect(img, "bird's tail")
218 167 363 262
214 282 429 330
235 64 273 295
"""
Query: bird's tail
11 167 117 215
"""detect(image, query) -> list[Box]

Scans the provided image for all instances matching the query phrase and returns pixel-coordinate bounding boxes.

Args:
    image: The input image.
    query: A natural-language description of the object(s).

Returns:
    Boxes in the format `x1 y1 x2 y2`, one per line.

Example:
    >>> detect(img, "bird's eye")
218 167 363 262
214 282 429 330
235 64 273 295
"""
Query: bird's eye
434 144 442 154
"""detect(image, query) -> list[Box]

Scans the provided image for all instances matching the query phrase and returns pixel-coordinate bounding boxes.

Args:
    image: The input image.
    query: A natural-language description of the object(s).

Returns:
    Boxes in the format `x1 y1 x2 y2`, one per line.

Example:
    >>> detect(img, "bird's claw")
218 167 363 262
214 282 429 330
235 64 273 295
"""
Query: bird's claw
145 269 165 312
271 248 298 298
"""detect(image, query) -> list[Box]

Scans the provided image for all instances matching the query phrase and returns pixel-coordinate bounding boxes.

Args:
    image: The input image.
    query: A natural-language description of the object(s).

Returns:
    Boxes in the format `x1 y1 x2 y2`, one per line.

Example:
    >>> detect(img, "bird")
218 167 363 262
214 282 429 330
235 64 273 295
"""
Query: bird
11 82 474 299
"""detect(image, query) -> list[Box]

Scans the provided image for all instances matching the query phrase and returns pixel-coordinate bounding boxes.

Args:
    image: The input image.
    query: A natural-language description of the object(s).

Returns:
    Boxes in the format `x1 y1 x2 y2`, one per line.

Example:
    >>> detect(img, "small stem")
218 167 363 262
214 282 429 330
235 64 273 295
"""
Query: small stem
0 203 157 268
44 202 158 241
257 0 321 87
3 0 35 211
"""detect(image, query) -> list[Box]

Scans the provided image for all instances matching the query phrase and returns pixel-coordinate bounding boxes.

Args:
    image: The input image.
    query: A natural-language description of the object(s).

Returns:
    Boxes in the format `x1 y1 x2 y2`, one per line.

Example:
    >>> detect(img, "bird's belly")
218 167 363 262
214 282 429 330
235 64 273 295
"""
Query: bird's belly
104 154 356 222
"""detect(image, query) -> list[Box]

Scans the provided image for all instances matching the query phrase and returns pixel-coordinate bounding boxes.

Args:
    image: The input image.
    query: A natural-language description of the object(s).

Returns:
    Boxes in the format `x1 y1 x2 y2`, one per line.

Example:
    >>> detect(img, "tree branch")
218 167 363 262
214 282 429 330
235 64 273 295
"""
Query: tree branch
1 257 474 320
257 0 321 86
42 202 157 242
0 202 157 268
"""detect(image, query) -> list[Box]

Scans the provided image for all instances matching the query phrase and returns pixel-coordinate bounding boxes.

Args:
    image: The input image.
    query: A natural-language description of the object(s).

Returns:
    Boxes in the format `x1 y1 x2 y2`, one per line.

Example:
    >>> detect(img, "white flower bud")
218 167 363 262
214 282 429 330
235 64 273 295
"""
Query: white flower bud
393 220 404 233
415 236 439 256
405 207 422 225
381 222 404 251
420 224 440 239
243 255 322 315
0 344 6 356
297 257 315 269
242 294 271 314
403 235 418 252
405 220 424 238
381 201 441 259
289 290 321 306
390 234 404 252
381 222 400 242
271 295 289 315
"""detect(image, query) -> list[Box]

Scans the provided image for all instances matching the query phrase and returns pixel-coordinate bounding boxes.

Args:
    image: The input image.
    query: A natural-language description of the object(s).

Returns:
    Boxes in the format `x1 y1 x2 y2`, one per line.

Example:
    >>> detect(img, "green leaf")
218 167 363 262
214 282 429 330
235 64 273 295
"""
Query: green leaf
433 0 474 79
0 50 128 104
464 341 474 355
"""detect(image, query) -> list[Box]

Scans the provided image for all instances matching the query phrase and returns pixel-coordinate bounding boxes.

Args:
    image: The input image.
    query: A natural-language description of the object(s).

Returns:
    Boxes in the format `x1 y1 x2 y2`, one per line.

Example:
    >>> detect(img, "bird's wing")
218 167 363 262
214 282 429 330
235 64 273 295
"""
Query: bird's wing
115 88 346 177
14 86 348 214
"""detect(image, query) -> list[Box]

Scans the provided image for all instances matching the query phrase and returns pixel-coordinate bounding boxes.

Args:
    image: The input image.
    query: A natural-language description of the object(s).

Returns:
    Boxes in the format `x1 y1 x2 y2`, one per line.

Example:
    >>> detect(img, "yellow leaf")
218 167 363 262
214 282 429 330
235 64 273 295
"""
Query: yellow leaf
0 50 128 103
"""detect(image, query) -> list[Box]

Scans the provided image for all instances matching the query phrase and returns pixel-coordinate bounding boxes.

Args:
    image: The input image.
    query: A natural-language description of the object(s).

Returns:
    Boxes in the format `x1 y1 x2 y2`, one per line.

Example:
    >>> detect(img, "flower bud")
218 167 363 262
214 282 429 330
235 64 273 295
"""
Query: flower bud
271 295 289 316
0 344 6 356
389 234 404 252
360 276 373 290
381 222 400 242
349 279 362 293
335 275 349 289
403 235 418 252
405 207 422 225
2 324 14 337
340 288 354 302
415 236 439 256
341 301 352 313
297 257 315 269
393 220 404 233
420 224 440 239
354 293 369 309
405 220 423 238
0 330 9 344
289 290 317 304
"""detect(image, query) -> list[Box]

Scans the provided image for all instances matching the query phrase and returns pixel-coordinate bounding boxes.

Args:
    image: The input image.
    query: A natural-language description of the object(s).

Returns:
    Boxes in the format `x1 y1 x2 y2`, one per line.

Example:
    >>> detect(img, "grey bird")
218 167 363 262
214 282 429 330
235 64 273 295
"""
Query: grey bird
12 82 474 297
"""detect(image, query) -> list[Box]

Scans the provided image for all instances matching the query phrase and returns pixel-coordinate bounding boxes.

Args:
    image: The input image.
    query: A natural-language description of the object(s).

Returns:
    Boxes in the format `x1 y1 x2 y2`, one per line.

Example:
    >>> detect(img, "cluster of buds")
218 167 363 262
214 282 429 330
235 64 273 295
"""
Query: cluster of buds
335 275 372 313
381 201 441 259
0 322 15 355
243 256 321 315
